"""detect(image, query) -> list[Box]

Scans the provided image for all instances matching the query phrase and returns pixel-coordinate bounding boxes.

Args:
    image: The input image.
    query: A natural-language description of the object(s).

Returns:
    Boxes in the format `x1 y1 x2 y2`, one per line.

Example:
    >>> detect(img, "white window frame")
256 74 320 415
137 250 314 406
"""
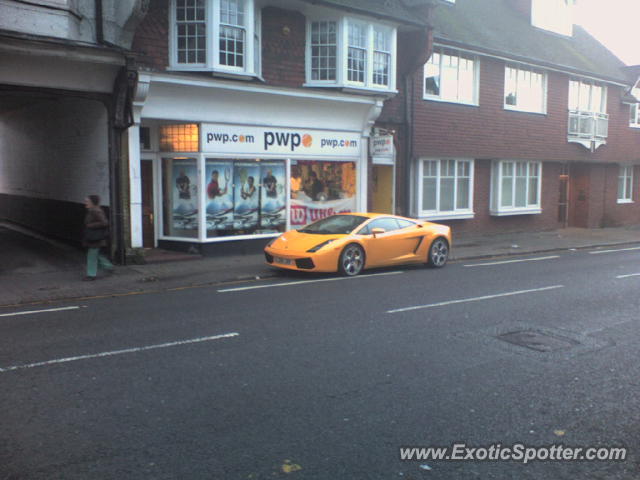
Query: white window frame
169 0 259 77
490 160 542 216
630 103 640 128
423 48 479 106
617 165 634 204
417 158 475 220
569 79 607 114
504 64 547 114
305 16 397 93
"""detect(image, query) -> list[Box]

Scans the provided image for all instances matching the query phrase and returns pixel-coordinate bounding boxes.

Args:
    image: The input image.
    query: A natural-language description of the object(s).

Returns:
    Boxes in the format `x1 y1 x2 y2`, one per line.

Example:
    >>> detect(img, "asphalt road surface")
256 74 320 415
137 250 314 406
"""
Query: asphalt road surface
2 245 640 479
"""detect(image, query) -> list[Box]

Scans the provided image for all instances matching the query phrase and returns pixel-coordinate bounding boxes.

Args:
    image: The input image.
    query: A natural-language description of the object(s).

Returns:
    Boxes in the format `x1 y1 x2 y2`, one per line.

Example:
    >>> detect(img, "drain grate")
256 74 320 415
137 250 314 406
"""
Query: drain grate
497 330 580 352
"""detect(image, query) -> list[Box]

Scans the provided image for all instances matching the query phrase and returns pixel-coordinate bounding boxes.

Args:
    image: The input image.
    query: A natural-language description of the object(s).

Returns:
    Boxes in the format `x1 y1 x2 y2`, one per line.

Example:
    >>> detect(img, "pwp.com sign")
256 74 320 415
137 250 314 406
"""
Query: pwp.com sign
400 443 627 464
201 124 361 157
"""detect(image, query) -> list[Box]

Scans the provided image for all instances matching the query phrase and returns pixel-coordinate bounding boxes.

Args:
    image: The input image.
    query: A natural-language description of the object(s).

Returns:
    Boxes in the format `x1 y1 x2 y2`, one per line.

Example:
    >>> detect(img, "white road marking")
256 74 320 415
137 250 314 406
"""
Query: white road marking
616 273 640 279
589 246 640 255
0 306 82 318
218 271 404 293
387 285 564 314
464 255 559 267
0 332 239 373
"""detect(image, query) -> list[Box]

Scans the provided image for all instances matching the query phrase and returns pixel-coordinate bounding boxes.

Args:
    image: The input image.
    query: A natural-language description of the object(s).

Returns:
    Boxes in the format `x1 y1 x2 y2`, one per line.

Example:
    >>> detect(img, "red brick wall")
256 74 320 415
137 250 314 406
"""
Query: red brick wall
602 164 640 227
131 0 169 70
409 55 640 163
261 7 306 87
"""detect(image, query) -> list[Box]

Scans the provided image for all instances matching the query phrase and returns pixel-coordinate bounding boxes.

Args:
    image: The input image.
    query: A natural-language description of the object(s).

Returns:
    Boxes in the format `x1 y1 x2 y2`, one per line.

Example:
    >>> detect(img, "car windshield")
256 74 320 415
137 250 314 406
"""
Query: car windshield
299 215 369 234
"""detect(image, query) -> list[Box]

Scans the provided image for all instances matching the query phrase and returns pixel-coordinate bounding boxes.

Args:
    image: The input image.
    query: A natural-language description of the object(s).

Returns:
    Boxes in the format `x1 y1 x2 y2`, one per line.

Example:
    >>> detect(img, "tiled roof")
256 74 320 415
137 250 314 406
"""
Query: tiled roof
432 0 631 84
298 0 430 27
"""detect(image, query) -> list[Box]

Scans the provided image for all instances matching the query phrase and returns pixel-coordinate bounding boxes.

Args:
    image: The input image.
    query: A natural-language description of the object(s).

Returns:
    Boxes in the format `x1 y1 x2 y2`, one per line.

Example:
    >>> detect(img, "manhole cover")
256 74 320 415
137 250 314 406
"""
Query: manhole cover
497 330 580 352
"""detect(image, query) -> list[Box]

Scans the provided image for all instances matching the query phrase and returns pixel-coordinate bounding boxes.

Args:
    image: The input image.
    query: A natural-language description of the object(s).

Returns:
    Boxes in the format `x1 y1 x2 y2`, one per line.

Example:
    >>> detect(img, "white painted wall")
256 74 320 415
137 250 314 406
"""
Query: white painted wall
0 97 110 205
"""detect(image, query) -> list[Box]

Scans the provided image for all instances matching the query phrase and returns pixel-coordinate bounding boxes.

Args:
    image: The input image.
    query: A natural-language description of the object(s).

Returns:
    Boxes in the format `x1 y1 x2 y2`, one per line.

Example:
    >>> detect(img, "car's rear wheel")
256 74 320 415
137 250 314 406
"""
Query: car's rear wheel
339 244 365 276
426 237 449 268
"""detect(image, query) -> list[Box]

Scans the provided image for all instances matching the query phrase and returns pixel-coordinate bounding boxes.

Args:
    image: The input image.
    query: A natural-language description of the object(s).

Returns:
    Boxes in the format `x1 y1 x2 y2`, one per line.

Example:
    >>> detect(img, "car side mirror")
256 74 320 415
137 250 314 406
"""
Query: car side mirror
371 227 386 237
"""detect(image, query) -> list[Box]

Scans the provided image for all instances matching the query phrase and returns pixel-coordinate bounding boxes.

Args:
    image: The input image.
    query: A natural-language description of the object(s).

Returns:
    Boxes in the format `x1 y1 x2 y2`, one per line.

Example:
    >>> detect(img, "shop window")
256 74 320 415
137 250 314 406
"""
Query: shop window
491 160 542 215
162 157 199 238
618 166 633 203
159 124 199 152
205 159 286 237
290 160 357 227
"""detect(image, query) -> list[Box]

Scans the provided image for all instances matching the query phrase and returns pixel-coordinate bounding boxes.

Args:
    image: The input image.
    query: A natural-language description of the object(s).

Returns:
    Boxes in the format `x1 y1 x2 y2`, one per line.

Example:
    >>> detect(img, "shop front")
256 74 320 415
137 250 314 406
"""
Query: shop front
127 74 380 254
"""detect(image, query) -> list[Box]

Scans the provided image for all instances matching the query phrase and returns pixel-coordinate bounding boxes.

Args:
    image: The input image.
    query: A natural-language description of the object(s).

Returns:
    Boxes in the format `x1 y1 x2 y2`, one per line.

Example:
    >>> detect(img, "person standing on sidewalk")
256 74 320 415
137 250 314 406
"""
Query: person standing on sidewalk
83 195 113 281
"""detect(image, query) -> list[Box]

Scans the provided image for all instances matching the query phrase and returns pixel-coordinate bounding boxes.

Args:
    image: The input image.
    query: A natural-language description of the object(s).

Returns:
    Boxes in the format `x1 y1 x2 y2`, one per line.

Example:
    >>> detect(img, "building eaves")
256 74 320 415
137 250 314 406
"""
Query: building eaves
431 0 632 85
296 0 430 27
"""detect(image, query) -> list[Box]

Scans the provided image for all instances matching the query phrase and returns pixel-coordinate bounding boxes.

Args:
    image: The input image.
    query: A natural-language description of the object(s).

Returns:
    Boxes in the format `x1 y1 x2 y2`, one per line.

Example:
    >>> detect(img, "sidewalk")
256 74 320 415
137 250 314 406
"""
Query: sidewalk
1 222 639 307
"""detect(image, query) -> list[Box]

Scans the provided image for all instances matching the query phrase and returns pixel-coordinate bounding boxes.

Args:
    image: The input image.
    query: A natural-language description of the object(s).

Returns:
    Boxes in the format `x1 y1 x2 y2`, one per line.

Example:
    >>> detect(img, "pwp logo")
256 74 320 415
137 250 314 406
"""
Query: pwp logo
264 132 313 152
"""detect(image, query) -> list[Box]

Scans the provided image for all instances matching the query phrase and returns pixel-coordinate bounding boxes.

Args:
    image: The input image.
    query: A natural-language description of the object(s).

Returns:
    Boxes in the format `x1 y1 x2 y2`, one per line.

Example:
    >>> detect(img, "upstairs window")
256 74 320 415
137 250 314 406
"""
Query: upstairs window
504 65 546 114
424 49 478 105
569 79 606 113
306 17 396 92
170 0 259 76
630 103 640 128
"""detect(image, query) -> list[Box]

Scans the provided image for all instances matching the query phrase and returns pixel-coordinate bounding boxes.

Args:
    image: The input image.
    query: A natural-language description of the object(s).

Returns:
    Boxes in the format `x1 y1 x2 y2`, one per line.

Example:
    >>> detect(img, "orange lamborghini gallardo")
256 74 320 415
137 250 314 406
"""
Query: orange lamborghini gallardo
264 213 452 276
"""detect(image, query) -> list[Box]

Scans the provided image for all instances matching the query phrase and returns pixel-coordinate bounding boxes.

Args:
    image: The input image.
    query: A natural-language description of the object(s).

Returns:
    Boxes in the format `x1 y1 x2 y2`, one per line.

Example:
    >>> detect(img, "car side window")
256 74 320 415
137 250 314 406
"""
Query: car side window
395 219 417 229
367 218 401 233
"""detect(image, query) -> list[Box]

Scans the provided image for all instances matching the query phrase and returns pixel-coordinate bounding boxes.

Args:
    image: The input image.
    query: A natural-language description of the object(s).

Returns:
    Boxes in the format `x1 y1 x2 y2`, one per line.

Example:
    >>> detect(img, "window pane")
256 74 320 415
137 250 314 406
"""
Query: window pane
456 177 469 209
311 22 337 81
422 177 437 211
568 81 579 110
425 62 440 96
440 178 455 211
219 26 245 67
501 177 513 207
175 0 206 65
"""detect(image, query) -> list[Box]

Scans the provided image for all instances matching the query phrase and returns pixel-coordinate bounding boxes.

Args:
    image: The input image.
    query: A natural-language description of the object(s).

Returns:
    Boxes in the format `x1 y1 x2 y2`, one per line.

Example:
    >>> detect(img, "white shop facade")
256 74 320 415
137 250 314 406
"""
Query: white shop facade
127 73 383 253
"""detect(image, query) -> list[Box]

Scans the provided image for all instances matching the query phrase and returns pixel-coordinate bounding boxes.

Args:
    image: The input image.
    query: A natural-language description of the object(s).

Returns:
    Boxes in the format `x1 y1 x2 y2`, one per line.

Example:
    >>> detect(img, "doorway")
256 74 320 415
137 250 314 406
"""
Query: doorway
141 159 155 247
567 163 590 228
372 164 394 214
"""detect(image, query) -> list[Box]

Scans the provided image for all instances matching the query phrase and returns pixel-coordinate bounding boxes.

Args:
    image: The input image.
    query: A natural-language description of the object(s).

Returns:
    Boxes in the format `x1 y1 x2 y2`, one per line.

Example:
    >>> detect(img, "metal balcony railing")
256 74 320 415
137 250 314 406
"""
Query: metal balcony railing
567 110 609 150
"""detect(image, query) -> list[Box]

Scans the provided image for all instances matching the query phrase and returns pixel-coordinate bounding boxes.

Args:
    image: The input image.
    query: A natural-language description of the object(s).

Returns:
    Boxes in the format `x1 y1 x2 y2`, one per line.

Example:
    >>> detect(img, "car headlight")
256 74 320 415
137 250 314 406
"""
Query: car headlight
307 239 335 253
265 236 280 248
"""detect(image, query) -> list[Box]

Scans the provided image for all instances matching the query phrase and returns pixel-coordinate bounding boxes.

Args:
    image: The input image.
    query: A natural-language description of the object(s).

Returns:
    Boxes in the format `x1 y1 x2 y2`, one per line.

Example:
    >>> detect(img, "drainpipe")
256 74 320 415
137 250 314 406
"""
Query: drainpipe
401 2 435 216
95 0 104 44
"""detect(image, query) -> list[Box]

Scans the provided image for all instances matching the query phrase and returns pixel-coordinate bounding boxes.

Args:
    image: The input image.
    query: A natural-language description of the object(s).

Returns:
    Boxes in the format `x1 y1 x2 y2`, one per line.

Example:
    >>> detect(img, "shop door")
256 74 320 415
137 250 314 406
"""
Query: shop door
568 164 589 228
141 160 155 248
372 165 394 214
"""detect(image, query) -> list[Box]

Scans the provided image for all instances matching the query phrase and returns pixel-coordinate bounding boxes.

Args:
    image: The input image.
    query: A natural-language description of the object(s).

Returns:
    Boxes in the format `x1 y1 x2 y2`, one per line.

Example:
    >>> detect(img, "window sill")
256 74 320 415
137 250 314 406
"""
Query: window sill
504 106 547 116
167 66 260 81
617 199 634 204
304 83 397 95
630 124 640 129
490 207 542 216
418 211 475 221
423 96 479 107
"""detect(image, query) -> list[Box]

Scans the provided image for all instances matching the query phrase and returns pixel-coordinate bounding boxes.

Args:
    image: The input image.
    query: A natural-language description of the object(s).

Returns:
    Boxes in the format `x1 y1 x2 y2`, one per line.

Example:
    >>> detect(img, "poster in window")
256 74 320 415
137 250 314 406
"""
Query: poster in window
233 162 260 229
172 160 198 230
290 160 356 226
259 162 286 228
205 160 234 230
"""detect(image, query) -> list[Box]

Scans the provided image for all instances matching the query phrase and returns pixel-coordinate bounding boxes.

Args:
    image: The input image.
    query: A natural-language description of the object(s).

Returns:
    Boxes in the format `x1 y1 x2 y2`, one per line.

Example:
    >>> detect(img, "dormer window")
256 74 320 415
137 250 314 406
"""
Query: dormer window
306 17 397 92
531 0 574 36
169 0 260 76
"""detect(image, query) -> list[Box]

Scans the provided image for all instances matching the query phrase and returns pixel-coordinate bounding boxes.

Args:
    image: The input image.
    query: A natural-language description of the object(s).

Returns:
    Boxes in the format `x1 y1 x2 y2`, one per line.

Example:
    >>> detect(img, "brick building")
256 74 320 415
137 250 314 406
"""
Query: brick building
377 0 640 234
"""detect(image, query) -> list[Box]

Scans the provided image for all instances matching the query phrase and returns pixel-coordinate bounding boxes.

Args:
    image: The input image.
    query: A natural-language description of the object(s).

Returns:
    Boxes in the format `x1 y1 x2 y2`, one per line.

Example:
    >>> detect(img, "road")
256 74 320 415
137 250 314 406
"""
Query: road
1 246 639 479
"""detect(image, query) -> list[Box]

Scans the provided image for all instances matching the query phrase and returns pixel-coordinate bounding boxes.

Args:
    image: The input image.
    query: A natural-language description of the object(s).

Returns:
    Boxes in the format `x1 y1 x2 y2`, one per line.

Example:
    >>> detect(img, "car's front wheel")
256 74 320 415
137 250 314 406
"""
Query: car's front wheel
338 244 365 276
426 237 449 268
